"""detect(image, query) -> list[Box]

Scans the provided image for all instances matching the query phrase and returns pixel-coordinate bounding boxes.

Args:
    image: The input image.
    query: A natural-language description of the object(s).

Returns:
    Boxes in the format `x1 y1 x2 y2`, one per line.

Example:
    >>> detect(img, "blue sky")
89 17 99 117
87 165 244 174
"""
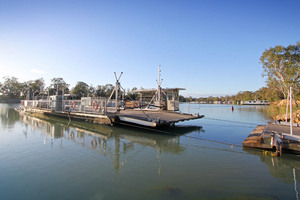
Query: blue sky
0 0 299 97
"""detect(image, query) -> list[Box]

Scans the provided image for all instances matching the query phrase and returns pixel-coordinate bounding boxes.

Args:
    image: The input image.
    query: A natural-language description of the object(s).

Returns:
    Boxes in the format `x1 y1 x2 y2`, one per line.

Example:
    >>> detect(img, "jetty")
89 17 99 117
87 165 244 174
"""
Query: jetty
243 123 300 155
18 67 203 128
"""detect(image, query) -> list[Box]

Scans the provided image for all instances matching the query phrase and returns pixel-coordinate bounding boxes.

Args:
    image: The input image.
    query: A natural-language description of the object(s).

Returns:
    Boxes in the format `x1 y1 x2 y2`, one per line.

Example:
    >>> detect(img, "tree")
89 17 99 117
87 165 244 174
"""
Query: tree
94 84 114 97
104 84 114 97
49 77 69 95
88 85 96 97
260 43 300 99
22 78 45 99
95 85 105 97
125 87 138 100
0 76 22 97
71 81 90 97
179 95 186 102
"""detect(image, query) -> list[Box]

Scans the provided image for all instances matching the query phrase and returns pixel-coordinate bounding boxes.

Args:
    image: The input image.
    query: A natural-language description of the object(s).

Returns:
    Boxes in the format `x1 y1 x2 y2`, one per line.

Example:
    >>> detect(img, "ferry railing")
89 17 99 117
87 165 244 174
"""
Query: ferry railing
21 100 49 111
21 98 123 115
63 97 111 115
106 99 123 113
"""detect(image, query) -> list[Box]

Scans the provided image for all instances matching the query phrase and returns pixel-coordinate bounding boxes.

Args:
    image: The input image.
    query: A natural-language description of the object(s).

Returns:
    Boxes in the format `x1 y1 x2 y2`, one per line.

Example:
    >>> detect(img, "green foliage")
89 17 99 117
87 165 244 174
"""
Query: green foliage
0 77 22 97
23 78 45 99
71 81 90 97
95 84 114 97
48 77 69 95
125 87 138 100
260 43 300 98
179 95 186 102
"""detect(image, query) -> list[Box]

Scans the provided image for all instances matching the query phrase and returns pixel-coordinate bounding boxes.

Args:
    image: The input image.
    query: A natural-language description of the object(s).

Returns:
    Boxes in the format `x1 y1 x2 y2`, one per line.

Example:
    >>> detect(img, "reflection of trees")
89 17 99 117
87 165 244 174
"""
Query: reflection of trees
19 112 203 175
0 105 20 129
245 148 300 199
260 154 300 184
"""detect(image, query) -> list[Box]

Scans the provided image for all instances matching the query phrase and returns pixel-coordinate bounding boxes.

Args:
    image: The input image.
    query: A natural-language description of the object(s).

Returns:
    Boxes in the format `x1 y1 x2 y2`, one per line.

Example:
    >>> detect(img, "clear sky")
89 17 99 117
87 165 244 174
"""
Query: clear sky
0 0 299 97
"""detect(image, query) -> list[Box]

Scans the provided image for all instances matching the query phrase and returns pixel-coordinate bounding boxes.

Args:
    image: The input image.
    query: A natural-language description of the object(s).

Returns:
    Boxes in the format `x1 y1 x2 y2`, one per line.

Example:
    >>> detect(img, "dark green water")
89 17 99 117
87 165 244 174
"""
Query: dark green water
1 103 300 200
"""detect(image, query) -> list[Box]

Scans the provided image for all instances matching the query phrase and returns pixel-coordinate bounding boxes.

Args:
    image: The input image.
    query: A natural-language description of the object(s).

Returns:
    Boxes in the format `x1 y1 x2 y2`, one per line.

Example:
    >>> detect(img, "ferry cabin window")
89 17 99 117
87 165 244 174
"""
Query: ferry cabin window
168 92 174 100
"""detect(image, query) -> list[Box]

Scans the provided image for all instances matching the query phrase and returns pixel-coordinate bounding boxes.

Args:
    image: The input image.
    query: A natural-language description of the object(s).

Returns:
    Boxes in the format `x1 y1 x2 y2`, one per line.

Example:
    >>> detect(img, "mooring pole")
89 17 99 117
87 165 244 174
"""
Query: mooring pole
290 86 293 135
286 90 290 123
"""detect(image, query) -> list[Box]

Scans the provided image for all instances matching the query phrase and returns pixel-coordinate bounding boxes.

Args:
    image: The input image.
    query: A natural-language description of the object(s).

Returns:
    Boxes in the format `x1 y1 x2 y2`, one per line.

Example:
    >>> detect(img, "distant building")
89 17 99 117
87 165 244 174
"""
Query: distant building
242 100 269 105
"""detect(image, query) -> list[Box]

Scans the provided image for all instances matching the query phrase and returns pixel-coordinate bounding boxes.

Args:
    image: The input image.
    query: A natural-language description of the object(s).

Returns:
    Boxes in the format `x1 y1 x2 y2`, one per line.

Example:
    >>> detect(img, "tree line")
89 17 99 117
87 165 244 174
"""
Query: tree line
0 77 138 100
180 86 297 103
1 42 299 102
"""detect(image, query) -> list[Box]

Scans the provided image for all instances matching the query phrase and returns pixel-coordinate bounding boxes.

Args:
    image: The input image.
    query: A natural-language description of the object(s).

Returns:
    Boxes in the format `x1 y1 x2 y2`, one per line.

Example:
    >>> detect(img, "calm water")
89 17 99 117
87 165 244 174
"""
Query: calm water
1 103 300 200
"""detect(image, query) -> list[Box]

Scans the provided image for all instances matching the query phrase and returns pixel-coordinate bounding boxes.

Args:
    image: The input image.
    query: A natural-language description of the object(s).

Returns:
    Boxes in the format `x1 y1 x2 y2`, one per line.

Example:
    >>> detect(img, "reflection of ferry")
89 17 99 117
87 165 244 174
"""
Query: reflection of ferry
19 112 202 174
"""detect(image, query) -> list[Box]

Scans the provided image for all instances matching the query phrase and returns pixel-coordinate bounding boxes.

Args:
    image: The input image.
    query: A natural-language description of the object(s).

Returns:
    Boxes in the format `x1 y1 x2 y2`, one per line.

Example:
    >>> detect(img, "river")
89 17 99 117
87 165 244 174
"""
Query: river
0 103 300 200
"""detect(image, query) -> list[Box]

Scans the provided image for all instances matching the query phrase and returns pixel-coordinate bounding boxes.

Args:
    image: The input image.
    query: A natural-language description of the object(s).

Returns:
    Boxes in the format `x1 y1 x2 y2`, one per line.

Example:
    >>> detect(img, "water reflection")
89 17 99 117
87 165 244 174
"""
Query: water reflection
245 149 300 200
18 112 202 174
0 104 20 129
245 149 300 182
3 104 300 199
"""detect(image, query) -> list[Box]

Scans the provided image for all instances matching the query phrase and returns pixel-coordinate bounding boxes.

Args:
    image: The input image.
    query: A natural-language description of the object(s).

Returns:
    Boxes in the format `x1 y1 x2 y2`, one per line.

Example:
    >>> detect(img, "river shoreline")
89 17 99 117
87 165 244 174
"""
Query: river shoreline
268 100 300 123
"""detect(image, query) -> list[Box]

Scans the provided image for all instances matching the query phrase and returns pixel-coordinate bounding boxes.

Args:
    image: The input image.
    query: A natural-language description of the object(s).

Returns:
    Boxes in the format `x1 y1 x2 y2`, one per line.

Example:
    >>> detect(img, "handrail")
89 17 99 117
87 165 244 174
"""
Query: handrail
21 97 120 115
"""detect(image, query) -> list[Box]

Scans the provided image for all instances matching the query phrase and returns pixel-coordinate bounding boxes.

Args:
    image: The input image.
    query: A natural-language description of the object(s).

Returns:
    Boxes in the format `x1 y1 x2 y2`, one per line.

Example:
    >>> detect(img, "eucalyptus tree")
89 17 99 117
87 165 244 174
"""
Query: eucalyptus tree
104 84 114 97
18 78 45 99
0 76 22 97
260 43 300 99
71 81 90 97
49 77 69 95
88 85 96 97
95 85 106 97
125 87 138 100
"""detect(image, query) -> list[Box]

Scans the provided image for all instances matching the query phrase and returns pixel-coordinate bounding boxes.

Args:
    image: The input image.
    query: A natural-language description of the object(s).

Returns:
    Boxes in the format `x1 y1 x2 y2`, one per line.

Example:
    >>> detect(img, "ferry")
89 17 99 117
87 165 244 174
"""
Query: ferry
18 66 204 128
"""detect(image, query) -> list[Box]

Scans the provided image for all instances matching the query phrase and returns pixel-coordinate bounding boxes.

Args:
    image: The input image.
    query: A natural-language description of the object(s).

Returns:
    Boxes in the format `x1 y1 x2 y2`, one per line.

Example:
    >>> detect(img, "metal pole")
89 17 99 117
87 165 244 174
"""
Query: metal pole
47 90 49 110
286 90 289 123
115 81 118 112
157 65 162 109
290 86 293 135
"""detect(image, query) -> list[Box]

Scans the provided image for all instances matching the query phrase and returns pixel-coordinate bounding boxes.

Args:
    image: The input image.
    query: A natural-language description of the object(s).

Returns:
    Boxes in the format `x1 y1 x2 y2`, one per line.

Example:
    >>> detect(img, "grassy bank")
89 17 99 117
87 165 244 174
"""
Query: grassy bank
267 100 300 123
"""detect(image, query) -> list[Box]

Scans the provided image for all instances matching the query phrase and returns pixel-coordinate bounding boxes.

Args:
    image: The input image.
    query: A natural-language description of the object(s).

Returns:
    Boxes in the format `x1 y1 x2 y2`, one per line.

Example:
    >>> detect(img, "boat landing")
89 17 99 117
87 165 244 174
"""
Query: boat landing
243 123 300 155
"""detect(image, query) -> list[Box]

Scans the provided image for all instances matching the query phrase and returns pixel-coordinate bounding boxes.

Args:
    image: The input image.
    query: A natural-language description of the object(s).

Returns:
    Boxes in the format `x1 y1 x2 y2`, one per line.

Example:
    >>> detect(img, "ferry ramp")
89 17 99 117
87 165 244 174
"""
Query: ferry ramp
115 110 204 127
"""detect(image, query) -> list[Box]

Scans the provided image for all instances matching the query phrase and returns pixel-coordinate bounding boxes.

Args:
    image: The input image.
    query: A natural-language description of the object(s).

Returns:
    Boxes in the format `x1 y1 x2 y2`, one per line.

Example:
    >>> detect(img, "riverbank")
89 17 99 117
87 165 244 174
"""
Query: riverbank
268 100 300 123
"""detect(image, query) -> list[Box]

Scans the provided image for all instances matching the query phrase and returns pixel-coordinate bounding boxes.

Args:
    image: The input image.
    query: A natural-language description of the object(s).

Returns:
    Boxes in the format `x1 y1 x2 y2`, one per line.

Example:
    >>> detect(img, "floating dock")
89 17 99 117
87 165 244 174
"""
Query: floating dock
243 123 300 155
